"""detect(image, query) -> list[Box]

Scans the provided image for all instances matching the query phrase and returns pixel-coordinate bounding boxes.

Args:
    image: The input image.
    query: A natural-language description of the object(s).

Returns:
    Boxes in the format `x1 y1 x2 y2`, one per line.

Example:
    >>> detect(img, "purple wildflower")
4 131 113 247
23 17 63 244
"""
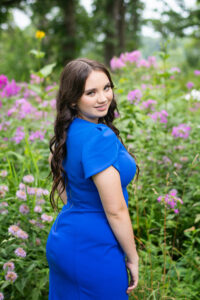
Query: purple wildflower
3 261 15 271
0 292 4 300
0 170 8 177
172 124 191 139
127 89 142 104
186 82 194 89
41 213 53 222
8 225 20 236
29 130 46 142
23 175 34 183
120 50 141 63
194 70 200 76
0 75 8 89
11 127 25 144
157 191 183 214
110 57 125 70
16 189 27 201
170 67 181 73
36 199 45 205
140 99 157 110
148 110 168 123
14 247 26 258
0 79 21 98
19 204 29 214
5 271 18 282
34 205 42 213
16 229 28 240
0 202 8 207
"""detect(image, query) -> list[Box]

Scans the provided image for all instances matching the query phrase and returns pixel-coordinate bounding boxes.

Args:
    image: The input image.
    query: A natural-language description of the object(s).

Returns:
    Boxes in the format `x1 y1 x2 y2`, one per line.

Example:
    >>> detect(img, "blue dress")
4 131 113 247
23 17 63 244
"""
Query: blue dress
46 117 137 300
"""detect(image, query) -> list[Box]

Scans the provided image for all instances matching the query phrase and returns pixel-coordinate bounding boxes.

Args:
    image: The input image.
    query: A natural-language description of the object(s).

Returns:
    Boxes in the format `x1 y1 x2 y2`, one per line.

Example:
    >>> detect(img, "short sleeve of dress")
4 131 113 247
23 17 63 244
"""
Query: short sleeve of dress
81 125 120 180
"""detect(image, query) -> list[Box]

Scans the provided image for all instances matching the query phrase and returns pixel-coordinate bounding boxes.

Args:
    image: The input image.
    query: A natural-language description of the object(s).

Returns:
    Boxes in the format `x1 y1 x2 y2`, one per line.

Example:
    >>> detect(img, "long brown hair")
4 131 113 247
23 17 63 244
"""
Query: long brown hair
48 58 140 211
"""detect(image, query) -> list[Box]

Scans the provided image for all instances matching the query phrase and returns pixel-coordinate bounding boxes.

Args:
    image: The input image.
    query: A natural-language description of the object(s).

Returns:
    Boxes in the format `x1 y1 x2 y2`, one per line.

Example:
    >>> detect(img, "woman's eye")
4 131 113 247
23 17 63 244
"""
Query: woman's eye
87 91 95 96
105 85 111 91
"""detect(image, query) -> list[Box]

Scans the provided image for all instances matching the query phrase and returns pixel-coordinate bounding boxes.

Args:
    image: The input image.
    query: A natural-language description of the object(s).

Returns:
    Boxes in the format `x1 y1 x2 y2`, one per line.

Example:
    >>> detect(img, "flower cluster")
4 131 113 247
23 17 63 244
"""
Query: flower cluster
110 50 157 70
185 89 200 101
172 123 191 139
157 189 183 214
140 99 157 111
0 78 21 98
41 213 53 222
8 225 29 240
127 89 142 104
148 110 168 123
15 247 26 258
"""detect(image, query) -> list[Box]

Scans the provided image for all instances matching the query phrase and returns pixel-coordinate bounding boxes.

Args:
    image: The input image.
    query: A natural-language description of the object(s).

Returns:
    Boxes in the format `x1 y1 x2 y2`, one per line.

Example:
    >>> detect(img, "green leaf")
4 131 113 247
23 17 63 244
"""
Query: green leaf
38 63 56 78
29 49 45 58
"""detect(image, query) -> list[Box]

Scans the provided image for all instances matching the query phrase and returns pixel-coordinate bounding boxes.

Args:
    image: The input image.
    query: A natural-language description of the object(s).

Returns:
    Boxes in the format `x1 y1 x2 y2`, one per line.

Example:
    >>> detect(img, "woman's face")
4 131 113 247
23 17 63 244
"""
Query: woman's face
76 70 113 124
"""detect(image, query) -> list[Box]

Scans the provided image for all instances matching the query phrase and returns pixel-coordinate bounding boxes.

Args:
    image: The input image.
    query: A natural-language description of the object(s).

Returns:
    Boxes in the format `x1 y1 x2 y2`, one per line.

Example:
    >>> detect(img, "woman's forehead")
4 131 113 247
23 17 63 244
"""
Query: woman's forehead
85 70 109 88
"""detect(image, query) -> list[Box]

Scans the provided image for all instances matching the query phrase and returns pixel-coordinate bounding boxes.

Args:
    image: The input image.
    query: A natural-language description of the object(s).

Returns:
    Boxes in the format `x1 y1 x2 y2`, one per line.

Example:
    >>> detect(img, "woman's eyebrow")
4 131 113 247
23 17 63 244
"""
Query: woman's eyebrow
85 82 110 93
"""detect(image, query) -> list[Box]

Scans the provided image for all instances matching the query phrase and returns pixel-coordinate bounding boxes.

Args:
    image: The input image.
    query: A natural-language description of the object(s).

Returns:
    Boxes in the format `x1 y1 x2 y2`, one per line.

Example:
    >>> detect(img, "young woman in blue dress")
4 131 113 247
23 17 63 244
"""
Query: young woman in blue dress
48 58 139 298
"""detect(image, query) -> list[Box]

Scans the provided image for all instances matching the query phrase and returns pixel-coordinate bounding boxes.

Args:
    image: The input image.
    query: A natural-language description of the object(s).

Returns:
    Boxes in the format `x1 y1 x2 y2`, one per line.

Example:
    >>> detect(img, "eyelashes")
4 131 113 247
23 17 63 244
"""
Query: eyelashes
86 85 111 95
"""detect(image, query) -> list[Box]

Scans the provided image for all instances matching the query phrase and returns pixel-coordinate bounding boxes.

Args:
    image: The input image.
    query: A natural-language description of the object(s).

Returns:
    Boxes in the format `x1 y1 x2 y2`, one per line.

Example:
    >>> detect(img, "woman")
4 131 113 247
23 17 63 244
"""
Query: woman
46 58 139 299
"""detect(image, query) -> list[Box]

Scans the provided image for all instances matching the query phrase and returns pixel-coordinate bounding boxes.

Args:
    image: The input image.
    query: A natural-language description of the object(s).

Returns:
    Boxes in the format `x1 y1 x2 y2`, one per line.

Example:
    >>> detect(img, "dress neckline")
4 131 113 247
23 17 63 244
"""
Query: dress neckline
74 117 102 125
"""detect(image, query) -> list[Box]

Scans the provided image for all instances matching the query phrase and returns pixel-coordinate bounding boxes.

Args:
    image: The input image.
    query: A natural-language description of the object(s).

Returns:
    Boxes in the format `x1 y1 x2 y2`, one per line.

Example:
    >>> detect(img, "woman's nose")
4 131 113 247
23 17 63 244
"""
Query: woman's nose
97 91 107 103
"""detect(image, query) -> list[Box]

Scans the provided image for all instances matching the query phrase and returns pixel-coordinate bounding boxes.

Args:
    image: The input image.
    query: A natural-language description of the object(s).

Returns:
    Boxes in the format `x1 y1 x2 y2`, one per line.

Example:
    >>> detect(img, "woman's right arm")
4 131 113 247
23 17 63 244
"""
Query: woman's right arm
92 165 139 293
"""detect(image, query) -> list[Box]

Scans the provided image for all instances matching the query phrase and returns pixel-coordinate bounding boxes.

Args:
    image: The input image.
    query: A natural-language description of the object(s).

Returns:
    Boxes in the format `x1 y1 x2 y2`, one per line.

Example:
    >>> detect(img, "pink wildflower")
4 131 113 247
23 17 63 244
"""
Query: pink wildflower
0 202 8 207
0 209 8 215
186 82 194 89
148 110 168 123
8 225 20 236
14 247 26 258
0 185 8 192
5 271 18 282
16 229 28 240
127 89 142 104
16 189 27 201
0 75 8 89
19 204 29 214
172 124 191 139
110 57 125 70
19 183 26 190
23 175 34 183
0 170 8 177
120 50 141 63
194 70 200 76
41 213 53 222
3 261 15 271
36 199 45 205
29 130 46 142
11 126 25 144
140 99 157 110
0 292 4 300
0 79 21 98
34 205 42 213
170 67 181 73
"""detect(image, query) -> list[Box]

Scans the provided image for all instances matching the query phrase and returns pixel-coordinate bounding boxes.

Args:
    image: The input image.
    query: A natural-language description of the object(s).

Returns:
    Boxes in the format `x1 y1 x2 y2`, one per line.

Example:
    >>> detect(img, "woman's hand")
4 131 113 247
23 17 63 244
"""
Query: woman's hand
126 258 139 294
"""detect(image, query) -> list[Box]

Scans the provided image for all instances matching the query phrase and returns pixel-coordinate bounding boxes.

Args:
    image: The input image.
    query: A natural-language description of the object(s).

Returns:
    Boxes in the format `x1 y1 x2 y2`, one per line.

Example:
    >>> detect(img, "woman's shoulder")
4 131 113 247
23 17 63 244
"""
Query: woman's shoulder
69 117 116 138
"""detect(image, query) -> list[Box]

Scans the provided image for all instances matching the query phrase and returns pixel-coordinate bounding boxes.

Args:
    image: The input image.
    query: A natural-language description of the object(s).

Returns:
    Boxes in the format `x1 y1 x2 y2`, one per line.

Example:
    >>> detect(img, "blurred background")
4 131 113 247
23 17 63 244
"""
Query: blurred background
1 0 199 81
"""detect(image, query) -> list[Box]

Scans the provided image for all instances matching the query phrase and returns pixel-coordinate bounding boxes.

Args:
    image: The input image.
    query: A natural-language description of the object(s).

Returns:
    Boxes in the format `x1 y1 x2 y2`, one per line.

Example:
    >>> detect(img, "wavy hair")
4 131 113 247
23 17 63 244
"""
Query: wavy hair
48 58 140 211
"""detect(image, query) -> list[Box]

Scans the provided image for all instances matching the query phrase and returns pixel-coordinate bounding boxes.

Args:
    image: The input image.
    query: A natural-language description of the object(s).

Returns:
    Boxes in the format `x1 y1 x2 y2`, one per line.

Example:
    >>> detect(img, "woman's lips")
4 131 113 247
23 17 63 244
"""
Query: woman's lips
95 104 107 111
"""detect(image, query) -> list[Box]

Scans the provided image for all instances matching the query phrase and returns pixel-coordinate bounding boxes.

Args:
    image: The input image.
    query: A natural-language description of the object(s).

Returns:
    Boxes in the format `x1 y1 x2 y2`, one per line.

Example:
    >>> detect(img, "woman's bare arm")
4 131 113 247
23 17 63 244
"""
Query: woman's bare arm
48 150 67 205
92 166 139 264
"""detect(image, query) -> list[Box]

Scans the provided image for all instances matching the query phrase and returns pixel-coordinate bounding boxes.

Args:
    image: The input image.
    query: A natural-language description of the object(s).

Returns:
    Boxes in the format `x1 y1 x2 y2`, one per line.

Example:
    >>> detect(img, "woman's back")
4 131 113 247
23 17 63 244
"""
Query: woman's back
46 117 137 299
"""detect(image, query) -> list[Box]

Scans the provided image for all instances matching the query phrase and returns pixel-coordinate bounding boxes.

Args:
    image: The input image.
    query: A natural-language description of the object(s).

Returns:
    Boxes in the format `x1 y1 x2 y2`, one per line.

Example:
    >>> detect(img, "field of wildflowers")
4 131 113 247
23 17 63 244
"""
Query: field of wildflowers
0 36 200 299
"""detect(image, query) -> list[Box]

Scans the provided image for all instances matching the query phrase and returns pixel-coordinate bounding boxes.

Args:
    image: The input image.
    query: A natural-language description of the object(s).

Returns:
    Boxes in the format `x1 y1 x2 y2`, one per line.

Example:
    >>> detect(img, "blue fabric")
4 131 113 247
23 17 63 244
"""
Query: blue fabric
46 117 137 299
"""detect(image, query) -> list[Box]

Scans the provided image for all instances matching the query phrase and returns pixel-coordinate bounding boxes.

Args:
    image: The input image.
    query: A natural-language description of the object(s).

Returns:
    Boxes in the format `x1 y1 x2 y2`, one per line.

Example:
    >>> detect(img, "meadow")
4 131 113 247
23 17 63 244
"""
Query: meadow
0 35 200 299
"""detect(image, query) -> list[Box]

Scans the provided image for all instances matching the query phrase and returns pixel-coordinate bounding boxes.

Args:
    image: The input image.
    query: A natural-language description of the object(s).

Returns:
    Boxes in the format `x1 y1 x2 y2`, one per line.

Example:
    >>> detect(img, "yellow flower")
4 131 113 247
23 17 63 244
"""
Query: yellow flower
35 30 45 39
